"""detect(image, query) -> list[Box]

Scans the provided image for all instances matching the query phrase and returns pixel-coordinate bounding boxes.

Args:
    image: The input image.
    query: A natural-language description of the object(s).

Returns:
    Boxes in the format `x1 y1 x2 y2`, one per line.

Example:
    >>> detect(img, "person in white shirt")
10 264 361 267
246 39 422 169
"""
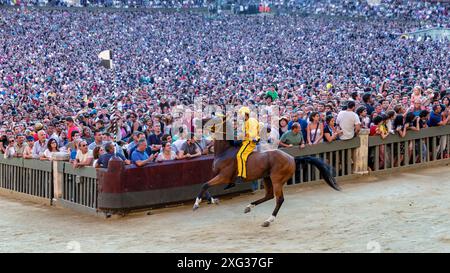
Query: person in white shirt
336 101 361 140
156 141 178 162
73 140 93 168
32 130 48 159
3 137 16 159
40 138 60 160
172 127 187 152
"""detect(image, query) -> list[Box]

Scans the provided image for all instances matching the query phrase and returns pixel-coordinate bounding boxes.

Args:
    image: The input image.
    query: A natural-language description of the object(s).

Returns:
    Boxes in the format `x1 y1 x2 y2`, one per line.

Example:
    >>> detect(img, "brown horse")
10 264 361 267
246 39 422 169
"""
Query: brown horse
193 116 341 227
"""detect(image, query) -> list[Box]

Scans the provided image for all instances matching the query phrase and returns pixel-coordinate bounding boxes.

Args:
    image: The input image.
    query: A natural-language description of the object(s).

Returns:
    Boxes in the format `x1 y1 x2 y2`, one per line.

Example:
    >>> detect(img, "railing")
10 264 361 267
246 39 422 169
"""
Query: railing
368 126 450 172
56 162 98 214
281 137 360 184
0 156 53 203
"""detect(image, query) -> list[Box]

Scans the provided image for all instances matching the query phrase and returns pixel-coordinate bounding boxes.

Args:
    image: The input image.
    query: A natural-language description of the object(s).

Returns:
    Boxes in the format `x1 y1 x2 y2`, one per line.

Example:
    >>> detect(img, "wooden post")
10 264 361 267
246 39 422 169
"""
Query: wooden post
353 129 370 175
53 161 64 200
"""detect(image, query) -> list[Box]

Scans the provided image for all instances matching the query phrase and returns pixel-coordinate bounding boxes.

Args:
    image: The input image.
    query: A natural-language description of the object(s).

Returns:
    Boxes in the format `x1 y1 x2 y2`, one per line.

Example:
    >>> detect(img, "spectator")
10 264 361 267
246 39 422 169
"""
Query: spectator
193 128 213 155
32 130 48 159
394 114 413 166
131 139 158 167
323 115 342 143
147 123 163 154
41 138 59 161
362 93 375 116
73 140 93 168
82 127 94 145
178 134 202 159
96 142 131 168
172 127 188 151
0 129 7 154
88 130 105 150
336 101 361 140
419 110 430 129
370 116 389 139
127 112 142 136
410 100 424 117
102 132 125 157
67 130 81 153
3 136 16 159
66 117 79 142
356 106 370 129
23 136 35 159
127 131 143 155
143 118 154 138
279 122 305 148
428 105 449 127
393 115 407 138
307 112 323 145
385 110 396 135
279 117 289 138
288 110 308 141
156 141 178 162
92 146 106 167
161 134 179 154
69 139 81 163
128 131 151 157
13 134 28 158
428 105 450 158
405 112 421 132
58 131 69 150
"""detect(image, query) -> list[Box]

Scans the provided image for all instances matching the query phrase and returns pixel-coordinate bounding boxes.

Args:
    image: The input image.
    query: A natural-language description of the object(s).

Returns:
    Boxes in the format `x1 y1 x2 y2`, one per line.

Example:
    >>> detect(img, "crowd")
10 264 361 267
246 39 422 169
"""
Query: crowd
0 4 449 168
0 0 207 8
296 0 449 26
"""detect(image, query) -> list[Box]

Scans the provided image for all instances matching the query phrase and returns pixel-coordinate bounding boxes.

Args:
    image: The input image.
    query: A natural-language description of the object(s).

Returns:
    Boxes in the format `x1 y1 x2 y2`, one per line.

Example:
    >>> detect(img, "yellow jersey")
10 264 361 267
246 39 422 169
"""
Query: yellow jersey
244 117 260 141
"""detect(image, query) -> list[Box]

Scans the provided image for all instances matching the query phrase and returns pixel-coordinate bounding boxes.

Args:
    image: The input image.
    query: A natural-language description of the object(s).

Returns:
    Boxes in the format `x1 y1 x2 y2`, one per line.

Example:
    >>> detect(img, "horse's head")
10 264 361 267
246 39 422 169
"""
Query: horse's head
202 115 235 156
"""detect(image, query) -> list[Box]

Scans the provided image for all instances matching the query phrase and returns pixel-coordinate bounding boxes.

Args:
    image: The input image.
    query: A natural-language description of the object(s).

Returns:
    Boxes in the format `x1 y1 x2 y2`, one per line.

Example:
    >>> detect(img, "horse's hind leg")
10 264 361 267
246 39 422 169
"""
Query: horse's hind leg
193 174 228 211
262 178 285 227
244 177 274 214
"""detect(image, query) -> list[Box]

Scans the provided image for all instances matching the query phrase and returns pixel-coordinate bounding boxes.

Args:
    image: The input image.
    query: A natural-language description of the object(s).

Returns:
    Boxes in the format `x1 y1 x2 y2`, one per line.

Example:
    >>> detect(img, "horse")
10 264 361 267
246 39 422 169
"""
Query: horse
193 116 341 227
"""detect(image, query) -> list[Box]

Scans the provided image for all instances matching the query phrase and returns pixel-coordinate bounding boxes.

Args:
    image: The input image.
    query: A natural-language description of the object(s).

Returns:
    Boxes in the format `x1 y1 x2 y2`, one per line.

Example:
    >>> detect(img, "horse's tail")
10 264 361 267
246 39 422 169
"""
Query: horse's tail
295 156 341 191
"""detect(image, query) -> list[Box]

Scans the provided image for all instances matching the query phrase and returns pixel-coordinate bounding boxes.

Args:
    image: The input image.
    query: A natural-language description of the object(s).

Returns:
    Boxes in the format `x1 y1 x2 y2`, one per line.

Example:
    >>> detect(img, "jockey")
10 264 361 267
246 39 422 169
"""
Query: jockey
224 106 260 190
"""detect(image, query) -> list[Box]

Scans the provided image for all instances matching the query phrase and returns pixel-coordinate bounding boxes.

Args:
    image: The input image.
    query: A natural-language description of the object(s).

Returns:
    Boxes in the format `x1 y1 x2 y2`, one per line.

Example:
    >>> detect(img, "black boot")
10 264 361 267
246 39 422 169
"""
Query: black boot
223 182 235 190
224 176 244 190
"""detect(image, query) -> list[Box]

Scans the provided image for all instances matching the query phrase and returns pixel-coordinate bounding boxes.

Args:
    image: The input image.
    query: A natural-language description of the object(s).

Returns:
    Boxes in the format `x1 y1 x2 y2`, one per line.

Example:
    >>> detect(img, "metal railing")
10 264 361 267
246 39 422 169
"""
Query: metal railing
368 126 450 172
57 162 98 213
281 137 360 184
0 156 53 202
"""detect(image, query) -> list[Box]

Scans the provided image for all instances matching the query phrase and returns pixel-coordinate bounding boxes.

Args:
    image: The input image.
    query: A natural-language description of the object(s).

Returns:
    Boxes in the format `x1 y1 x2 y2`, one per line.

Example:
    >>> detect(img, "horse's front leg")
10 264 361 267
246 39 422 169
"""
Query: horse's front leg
193 174 229 211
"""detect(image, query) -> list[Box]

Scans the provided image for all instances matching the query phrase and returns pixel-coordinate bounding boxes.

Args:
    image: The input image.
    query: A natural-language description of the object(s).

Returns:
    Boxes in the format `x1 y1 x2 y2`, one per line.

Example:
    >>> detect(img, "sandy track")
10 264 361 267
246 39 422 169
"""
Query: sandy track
1 164 450 253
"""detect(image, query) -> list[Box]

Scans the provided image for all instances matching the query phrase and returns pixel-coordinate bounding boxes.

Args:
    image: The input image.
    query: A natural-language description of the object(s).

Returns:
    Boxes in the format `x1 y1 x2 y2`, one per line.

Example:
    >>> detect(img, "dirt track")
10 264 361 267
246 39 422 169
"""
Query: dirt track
1 164 450 253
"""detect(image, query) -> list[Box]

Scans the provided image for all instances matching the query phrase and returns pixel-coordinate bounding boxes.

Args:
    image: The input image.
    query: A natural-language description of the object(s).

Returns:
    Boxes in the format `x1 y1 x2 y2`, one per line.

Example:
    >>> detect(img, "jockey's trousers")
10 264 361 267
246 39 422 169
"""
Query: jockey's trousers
236 140 256 179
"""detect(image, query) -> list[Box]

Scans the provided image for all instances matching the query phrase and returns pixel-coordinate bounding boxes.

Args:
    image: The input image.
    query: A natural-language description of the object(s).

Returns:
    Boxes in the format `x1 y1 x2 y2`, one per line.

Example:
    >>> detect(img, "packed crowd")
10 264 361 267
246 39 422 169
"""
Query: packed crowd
2 0 449 25
0 0 207 8
297 0 450 26
0 5 449 168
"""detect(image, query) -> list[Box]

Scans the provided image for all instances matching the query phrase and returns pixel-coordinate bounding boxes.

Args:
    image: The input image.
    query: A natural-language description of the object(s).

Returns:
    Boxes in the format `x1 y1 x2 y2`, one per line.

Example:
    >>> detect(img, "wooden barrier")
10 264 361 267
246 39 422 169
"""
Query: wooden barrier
96 156 252 212
280 137 360 184
0 157 53 204
368 126 450 173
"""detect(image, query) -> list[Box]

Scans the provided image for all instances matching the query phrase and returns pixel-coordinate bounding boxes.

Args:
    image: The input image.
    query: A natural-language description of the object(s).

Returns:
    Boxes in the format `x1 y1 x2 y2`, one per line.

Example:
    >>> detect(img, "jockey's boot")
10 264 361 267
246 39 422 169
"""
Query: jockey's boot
224 176 244 190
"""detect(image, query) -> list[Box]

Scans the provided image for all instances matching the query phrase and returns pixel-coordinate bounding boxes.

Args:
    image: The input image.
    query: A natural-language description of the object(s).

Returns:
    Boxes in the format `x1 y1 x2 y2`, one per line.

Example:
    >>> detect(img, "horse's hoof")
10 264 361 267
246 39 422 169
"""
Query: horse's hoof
262 221 270 227
208 198 219 205
244 207 251 214
193 204 199 211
